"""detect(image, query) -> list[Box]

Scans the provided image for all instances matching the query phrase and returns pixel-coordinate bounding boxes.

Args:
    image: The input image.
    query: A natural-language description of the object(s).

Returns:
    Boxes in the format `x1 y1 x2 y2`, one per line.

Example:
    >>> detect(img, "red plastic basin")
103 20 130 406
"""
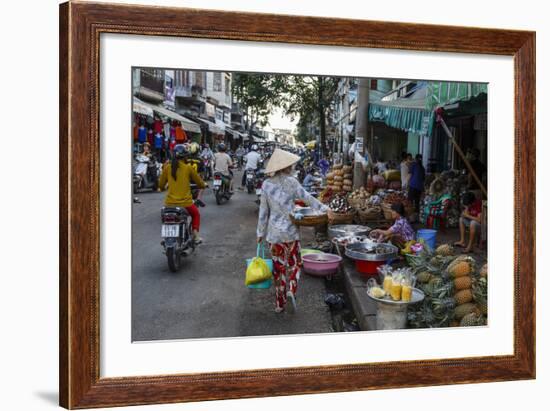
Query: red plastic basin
355 259 385 278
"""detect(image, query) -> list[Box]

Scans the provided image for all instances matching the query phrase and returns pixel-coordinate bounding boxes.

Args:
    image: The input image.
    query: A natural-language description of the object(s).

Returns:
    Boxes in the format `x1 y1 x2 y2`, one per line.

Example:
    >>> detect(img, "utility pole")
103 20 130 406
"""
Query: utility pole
353 77 371 189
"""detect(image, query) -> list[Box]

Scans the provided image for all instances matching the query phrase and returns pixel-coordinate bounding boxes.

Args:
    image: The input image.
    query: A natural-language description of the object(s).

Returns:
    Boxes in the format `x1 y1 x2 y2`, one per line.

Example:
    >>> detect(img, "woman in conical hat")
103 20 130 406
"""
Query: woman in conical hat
257 149 329 313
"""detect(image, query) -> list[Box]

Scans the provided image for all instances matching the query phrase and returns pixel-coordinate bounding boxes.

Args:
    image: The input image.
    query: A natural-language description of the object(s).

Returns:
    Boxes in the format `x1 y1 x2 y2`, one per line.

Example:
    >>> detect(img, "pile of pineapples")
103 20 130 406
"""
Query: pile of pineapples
407 244 488 328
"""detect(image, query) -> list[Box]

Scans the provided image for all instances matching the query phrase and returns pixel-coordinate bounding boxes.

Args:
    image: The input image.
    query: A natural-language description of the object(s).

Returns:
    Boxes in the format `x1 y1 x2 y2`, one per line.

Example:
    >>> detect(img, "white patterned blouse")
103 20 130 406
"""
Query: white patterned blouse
257 173 328 244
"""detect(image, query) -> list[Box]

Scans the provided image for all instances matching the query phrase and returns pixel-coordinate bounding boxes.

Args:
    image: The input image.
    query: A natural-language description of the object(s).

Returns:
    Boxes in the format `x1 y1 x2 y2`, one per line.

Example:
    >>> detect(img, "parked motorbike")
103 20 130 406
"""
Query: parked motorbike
212 172 233 205
254 169 265 206
133 154 161 193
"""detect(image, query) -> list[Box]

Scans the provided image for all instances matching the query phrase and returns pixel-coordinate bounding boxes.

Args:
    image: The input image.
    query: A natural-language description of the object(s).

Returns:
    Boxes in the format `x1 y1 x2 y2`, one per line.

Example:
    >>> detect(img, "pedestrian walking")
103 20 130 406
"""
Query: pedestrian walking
408 154 426 214
256 149 328 313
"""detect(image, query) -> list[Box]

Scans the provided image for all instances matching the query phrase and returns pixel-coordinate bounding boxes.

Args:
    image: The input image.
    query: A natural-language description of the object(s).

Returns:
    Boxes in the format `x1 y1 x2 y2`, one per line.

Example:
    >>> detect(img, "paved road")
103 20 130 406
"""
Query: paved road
132 171 332 341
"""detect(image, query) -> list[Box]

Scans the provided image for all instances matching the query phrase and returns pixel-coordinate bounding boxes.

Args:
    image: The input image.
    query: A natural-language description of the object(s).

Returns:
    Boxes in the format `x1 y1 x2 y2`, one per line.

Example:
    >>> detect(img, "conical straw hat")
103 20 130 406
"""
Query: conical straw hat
264 148 301 174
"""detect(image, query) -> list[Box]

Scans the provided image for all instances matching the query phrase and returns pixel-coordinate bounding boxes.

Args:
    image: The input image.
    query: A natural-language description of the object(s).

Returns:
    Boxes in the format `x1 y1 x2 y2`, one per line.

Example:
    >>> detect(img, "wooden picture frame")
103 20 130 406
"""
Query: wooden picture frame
59 1 535 408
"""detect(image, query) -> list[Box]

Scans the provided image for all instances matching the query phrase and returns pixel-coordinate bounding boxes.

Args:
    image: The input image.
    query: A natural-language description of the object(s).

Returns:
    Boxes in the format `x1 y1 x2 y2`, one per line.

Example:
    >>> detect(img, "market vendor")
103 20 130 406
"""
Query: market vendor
454 191 482 253
370 203 415 247
257 149 329 313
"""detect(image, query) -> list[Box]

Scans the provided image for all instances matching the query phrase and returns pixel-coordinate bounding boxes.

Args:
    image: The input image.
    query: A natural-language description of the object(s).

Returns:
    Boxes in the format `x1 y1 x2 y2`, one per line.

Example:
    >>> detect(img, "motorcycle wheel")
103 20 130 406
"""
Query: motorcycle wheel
247 184 254 194
215 189 223 205
166 247 181 272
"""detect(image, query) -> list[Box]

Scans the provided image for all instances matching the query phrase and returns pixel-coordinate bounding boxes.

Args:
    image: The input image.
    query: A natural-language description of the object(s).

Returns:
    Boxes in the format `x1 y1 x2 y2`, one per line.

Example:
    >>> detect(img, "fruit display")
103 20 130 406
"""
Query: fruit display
435 244 454 257
318 187 335 204
328 194 354 213
325 164 353 193
407 251 488 329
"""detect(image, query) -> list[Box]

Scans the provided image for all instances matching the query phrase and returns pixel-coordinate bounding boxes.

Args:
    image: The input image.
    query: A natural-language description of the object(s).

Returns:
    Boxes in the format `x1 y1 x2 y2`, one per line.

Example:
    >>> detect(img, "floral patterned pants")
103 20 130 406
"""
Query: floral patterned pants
270 241 302 311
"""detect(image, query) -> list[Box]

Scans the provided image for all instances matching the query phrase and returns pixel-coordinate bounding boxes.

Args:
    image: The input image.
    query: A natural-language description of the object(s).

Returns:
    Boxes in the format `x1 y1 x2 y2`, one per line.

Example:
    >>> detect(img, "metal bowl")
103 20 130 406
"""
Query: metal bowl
328 224 371 239
344 242 398 262
366 287 425 305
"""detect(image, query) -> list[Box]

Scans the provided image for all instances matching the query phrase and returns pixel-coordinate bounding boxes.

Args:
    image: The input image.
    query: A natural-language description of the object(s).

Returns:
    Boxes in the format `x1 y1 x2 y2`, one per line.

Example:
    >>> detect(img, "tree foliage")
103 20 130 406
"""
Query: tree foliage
231 73 287 129
231 73 340 152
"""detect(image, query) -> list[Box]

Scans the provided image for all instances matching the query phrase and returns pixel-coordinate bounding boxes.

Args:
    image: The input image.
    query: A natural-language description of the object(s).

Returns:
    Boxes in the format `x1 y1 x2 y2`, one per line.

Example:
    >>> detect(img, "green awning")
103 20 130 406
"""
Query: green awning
426 82 488 110
368 103 431 135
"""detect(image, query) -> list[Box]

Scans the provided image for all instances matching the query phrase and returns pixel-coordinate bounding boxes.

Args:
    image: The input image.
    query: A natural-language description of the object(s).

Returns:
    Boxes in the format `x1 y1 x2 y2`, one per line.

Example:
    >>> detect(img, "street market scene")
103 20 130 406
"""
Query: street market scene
132 68 488 341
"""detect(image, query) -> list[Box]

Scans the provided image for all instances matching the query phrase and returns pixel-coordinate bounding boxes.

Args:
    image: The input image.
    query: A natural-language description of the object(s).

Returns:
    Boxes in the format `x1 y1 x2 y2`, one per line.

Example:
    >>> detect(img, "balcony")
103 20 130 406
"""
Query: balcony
174 85 205 101
134 69 165 103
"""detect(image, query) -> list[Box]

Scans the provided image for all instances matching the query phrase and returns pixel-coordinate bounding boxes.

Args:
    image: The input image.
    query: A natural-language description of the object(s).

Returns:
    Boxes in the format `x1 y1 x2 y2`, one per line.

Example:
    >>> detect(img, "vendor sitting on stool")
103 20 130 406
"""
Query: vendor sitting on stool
370 203 415 248
454 191 482 253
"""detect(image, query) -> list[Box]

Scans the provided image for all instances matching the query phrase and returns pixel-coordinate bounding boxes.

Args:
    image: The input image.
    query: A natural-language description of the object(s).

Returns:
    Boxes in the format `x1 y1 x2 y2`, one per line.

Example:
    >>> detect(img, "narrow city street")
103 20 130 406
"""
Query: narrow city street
132 171 333 341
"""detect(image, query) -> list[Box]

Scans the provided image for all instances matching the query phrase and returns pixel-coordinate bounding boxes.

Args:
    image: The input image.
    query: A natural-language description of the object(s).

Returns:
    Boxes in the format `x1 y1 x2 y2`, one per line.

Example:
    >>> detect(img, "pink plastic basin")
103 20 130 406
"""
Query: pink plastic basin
302 253 342 277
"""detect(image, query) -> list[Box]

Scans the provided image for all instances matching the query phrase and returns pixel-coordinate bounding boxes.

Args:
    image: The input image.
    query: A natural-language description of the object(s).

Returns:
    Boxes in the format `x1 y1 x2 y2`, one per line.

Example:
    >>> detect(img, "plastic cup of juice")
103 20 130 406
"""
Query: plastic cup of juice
383 275 393 295
401 284 412 302
390 281 402 301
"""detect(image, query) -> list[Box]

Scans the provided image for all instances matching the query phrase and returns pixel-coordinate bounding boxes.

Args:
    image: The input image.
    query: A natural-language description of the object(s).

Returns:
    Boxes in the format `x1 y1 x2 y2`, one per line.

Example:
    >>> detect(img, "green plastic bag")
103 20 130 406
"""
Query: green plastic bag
245 244 272 286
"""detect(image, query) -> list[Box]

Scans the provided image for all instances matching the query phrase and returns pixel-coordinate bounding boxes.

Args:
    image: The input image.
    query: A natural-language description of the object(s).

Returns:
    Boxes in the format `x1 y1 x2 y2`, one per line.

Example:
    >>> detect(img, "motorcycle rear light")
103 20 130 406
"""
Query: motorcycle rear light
162 215 178 222
214 175 221 180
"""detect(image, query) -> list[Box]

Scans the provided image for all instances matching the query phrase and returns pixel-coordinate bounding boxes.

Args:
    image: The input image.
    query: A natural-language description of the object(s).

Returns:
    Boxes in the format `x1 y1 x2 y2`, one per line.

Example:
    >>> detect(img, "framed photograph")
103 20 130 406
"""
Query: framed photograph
59 1 535 409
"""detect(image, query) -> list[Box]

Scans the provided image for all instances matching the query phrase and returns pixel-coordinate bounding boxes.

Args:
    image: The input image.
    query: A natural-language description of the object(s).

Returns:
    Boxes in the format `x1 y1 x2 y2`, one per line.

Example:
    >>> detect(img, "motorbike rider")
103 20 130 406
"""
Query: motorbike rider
134 142 154 180
213 143 234 194
235 145 246 168
158 144 207 244
241 144 262 188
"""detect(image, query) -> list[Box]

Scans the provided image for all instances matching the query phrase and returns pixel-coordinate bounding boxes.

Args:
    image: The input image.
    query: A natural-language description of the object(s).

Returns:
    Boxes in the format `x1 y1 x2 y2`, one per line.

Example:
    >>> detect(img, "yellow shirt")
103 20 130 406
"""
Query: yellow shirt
158 160 206 207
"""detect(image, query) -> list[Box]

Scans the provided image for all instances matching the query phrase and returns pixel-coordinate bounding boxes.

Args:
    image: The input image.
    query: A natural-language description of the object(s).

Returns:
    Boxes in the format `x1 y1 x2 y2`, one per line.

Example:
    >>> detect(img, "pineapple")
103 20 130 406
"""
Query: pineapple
445 255 476 279
460 312 486 327
454 289 473 305
435 244 454 257
417 271 433 284
454 302 477 320
453 276 473 291
472 277 488 315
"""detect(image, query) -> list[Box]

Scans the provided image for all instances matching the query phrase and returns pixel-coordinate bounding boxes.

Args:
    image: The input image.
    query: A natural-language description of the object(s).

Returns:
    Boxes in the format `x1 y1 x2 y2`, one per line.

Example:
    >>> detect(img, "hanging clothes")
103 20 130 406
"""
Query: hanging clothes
175 124 187 143
163 122 171 140
153 118 163 134
147 128 154 145
138 126 147 143
154 132 163 149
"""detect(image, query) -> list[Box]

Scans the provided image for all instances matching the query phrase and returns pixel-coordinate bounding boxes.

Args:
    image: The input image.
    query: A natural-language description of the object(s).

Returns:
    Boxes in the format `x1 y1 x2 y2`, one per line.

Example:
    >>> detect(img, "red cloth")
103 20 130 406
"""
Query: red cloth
133 125 138 141
184 204 200 231
269 241 302 311
153 119 163 134
467 199 482 217
175 126 187 143
147 129 154 145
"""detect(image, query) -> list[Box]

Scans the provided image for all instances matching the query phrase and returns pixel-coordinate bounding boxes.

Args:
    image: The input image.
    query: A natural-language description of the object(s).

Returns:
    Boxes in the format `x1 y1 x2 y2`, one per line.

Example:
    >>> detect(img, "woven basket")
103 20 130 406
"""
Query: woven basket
290 213 328 227
327 209 355 225
381 203 393 220
358 206 383 223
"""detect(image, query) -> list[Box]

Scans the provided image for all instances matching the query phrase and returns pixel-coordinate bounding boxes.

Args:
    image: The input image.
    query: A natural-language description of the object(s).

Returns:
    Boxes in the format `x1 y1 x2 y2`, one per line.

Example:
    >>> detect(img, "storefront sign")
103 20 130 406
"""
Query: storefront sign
223 111 231 124
205 102 216 118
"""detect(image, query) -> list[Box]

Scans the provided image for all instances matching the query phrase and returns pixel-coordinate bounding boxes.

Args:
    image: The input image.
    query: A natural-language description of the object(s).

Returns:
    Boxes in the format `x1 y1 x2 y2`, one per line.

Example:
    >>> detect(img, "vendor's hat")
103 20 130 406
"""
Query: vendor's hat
264 148 301 174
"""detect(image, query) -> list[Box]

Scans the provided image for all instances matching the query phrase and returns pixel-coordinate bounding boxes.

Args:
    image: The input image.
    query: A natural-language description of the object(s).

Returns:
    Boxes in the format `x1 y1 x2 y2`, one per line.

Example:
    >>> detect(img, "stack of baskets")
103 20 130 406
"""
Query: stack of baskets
327 209 355 225
357 206 383 224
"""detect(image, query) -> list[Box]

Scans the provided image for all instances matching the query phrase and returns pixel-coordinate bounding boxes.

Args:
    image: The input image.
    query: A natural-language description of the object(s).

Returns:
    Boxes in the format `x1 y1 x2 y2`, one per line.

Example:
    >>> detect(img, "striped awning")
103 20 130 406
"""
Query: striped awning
132 97 154 117
133 97 202 134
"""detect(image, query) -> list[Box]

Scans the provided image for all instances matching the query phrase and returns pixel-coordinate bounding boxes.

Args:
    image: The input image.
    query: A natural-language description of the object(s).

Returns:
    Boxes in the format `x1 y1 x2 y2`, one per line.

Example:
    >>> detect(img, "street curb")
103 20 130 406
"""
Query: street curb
342 260 377 331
